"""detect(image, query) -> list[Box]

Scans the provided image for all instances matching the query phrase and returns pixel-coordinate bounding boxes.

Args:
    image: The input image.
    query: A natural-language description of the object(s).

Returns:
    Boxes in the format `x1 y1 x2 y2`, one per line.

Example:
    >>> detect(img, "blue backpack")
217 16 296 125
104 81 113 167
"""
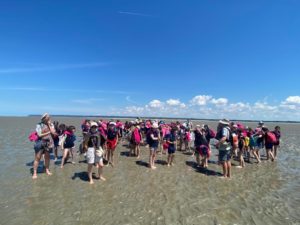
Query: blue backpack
64 134 76 148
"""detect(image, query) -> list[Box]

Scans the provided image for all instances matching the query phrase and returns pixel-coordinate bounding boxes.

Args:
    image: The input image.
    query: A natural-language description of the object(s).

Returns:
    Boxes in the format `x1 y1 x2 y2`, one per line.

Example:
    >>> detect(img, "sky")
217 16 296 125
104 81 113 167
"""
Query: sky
0 0 299 121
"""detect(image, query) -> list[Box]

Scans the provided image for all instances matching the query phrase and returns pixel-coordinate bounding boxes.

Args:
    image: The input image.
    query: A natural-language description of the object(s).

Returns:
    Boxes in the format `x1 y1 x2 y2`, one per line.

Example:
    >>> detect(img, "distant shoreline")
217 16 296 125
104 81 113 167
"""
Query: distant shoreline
20 114 299 124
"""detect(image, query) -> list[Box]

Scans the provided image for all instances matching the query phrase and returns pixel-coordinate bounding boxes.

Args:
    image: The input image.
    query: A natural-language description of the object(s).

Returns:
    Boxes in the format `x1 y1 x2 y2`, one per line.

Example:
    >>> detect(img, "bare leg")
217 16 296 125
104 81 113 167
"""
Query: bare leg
110 149 115 166
227 161 231 178
222 162 227 178
97 162 106 181
43 151 52 175
136 144 140 159
60 148 69 168
152 151 157 169
170 154 175 166
167 154 171 166
87 164 94 184
274 145 278 159
267 148 275 162
32 151 42 179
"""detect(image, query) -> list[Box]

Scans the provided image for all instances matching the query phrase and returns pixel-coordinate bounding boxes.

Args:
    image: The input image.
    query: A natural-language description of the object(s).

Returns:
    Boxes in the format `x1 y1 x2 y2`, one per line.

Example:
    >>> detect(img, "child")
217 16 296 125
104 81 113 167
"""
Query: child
184 128 192 152
194 125 210 168
262 127 275 162
130 123 143 158
165 126 178 166
83 122 106 184
249 128 261 163
106 122 119 167
148 123 160 169
236 132 245 168
61 126 76 168
273 126 281 159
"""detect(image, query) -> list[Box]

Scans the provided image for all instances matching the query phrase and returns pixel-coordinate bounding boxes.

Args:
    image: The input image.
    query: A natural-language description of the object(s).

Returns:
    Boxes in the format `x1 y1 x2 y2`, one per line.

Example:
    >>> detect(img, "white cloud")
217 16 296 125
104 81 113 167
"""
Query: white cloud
253 102 277 111
190 95 212 106
284 96 300 104
211 98 228 105
148 99 163 108
166 99 181 106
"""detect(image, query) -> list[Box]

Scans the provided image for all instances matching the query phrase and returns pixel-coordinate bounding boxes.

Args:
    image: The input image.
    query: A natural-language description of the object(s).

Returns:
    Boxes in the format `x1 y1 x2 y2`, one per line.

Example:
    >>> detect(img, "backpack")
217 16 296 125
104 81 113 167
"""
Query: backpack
131 128 141 144
107 128 118 140
64 134 76 148
208 129 216 139
28 132 39 142
266 132 277 144
185 132 191 141
146 130 153 145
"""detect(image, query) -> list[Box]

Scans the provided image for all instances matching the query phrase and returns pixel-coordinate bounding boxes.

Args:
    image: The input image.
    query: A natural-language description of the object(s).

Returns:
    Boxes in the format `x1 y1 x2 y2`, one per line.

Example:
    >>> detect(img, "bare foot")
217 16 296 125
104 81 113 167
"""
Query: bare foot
99 176 106 181
89 180 94 184
32 174 38 179
60 166 64 169
167 164 170 167
236 166 243 169
46 171 52 176
71 161 76 164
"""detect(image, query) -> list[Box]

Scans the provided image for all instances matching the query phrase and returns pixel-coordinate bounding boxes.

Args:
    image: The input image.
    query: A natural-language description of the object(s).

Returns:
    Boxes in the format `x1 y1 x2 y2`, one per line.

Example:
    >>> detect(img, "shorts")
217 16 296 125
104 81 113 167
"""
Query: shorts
219 150 231 162
149 142 159 149
168 146 176 154
86 147 103 164
265 143 274 149
257 142 264 149
107 139 117 150
198 145 211 158
34 140 51 154
150 147 158 152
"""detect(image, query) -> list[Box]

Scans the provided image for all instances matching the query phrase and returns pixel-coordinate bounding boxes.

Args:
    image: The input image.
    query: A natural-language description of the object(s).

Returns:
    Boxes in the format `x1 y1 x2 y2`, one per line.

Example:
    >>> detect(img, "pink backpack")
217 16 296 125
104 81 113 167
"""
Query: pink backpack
186 132 191 141
266 132 277 144
132 128 141 144
28 132 39 142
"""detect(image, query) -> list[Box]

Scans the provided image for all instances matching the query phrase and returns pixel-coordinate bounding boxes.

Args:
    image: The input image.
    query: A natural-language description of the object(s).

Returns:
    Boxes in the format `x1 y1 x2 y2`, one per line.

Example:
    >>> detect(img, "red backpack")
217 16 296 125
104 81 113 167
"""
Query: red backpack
208 129 216 139
266 132 277 144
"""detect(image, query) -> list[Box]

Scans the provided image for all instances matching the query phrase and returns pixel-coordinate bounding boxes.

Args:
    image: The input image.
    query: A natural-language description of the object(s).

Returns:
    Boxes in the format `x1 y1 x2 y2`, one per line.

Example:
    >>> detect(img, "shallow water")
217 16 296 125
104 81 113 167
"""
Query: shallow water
0 117 299 225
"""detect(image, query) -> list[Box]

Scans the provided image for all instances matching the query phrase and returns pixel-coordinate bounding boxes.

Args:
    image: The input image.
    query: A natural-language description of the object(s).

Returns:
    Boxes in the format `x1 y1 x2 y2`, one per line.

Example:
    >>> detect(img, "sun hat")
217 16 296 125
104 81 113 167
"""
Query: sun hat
219 119 230 125
90 122 98 127
41 113 49 120
109 122 117 126
152 123 159 129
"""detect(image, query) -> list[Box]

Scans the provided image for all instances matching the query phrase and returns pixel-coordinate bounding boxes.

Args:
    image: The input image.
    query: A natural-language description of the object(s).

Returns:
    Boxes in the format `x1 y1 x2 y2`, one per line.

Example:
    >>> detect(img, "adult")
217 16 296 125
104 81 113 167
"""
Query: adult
216 119 232 178
32 113 56 179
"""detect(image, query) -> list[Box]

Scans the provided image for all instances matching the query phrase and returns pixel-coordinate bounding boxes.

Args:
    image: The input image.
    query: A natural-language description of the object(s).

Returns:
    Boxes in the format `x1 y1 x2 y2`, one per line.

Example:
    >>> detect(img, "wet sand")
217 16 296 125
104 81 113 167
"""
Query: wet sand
0 117 299 225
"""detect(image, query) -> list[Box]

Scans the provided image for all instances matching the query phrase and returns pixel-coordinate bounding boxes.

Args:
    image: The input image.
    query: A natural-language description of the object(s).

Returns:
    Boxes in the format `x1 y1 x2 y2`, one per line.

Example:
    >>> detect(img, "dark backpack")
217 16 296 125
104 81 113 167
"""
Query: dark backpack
64 134 76 148
146 130 153 145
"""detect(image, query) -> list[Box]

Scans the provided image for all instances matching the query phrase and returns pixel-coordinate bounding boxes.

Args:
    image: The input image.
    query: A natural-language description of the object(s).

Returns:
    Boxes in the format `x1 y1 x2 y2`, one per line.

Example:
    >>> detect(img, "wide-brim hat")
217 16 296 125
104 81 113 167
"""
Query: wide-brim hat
90 122 98 127
41 113 49 120
219 119 230 125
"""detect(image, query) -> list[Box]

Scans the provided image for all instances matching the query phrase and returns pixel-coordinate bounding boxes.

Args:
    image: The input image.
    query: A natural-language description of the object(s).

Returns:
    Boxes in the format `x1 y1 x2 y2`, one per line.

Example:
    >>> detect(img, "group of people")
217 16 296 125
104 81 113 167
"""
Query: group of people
30 114 281 182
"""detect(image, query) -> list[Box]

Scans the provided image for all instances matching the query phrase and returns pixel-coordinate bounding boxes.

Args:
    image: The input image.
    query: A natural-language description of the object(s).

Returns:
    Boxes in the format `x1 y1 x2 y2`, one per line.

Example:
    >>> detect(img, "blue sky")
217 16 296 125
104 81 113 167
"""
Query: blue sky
0 0 299 120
